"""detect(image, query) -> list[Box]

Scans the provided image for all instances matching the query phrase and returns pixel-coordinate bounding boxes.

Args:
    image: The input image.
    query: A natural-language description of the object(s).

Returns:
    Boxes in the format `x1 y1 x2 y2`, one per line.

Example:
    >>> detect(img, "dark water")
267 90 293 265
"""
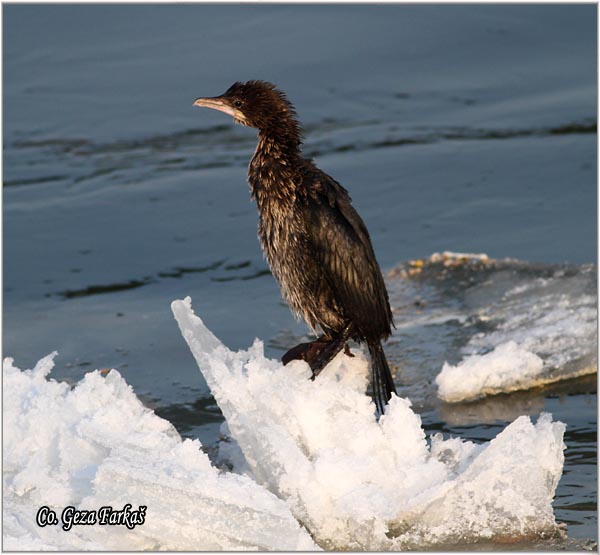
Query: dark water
3 5 597 548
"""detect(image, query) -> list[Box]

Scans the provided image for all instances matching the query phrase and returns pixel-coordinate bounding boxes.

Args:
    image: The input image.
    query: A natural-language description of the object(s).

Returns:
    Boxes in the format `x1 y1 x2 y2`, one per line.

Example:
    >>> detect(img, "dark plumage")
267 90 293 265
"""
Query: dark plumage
193 80 397 413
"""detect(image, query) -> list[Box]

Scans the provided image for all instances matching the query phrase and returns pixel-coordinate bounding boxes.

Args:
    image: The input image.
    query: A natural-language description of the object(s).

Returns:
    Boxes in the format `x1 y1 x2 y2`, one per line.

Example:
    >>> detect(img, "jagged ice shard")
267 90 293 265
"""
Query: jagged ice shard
2 353 318 551
172 297 567 549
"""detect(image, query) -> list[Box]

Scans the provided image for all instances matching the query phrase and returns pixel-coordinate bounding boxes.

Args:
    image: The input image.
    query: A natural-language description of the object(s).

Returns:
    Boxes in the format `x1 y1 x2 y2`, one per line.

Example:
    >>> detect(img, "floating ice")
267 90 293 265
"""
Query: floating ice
429 250 491 264
2 354 317 551
463 271 597 371
2 297 571 550
436 340 595 403
386 254 596 404
172 296 567 549
434 261 597 402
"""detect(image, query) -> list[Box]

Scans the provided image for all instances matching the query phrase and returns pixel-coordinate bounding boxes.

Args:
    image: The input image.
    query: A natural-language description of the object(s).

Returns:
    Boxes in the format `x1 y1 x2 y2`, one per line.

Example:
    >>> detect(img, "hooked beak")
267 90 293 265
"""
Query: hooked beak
193 96 236 118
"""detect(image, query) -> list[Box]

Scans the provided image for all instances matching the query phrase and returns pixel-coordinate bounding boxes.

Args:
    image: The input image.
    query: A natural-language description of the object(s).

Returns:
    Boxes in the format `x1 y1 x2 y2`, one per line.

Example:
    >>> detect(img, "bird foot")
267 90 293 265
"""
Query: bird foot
282 336 351 380
282 323 354 379
282 340 330 373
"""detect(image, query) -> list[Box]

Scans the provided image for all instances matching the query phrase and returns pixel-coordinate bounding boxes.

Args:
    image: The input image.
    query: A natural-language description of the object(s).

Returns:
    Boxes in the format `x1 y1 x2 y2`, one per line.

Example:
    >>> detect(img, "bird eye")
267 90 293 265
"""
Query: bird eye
234 100 243 108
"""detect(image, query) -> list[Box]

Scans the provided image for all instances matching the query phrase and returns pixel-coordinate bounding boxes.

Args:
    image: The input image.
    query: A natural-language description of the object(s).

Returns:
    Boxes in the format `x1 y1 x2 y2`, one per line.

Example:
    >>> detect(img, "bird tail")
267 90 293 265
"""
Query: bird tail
367 342 397 415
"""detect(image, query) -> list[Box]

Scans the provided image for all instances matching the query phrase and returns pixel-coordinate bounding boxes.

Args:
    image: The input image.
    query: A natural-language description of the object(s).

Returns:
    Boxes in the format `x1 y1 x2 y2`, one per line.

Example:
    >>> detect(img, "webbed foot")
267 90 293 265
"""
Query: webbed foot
282 323 355 380
281 340 330 368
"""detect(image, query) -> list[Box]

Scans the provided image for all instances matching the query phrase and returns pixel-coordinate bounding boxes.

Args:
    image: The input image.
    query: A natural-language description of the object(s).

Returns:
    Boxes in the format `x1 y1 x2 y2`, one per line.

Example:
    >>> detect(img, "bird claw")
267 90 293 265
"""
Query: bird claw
281 339 337 380
281 340 329 368
282 324 354 380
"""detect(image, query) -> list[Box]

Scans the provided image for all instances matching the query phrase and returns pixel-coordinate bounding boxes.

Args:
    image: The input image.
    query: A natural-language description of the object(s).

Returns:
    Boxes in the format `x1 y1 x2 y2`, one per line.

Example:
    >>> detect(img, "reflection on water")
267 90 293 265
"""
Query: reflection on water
439 374 596 426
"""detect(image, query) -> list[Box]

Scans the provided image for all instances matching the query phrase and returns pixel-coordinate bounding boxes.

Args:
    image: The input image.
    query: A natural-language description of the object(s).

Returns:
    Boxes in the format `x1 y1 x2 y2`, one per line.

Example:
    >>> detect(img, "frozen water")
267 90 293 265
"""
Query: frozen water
463 264 596 367
433 258 597 403
2 354 317 551
172 296 567 549
0 298 571 550
386 254 596 405
437 340 594 403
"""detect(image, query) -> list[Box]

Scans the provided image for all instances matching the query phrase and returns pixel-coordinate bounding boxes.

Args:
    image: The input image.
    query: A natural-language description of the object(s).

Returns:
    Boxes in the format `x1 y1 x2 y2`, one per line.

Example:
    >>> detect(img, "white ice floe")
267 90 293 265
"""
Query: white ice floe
436 265 597 403
2 297 569 550
437 341 544 403
436 340 595 403
172 296 567 549
2 354 317 551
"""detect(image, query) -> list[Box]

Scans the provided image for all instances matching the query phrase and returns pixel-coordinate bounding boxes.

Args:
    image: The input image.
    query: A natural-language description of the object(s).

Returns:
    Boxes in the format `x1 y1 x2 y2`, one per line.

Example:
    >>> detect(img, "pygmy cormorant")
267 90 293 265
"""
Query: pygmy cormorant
193 81 397 413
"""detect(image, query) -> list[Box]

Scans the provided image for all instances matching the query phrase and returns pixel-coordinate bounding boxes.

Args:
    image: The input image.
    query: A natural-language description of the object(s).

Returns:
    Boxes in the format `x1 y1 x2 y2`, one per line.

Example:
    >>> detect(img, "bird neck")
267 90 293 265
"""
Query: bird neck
249 133 303 206
255 131 301 160
257 121 302 155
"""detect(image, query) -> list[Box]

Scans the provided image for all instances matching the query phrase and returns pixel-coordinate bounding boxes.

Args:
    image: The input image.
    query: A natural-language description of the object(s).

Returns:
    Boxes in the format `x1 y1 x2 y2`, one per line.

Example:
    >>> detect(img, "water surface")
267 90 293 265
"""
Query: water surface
3 4 597 548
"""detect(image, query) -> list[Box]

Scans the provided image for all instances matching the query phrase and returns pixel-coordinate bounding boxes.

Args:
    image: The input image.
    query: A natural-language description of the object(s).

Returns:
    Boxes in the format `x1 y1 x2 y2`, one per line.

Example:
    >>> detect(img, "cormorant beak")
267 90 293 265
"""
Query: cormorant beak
193 96 237 118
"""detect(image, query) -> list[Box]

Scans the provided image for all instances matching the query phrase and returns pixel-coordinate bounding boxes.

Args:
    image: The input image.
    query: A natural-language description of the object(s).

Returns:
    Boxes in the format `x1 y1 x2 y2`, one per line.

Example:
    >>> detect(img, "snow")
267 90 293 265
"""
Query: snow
2 353 317 551
2 296 568 550
172 296 567 549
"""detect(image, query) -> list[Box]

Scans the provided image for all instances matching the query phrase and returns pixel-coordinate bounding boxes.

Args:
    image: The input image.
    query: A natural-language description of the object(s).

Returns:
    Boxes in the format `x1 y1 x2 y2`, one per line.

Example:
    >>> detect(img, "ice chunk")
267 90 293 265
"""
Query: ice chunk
429 251 491 264
436 340 596 403
449 264 597 402
437 341 545 402
2 299 569 551
408 413 566 545
172 297 567 549
2 355 317 551
387 256 596 405
465 282 597 373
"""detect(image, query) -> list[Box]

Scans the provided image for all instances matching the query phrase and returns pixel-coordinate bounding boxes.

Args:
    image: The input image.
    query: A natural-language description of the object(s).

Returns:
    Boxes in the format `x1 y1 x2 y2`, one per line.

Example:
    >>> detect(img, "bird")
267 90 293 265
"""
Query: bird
193 81 397 413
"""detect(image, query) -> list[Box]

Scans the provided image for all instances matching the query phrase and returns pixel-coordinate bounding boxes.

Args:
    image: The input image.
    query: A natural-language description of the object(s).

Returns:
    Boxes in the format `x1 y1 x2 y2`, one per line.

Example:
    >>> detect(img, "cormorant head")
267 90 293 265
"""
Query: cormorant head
194 80 302 147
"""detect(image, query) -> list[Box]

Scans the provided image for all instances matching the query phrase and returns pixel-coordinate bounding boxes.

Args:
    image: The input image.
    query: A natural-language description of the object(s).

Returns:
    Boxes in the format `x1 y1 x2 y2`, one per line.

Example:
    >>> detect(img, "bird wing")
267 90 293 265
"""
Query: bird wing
300 168 393 340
